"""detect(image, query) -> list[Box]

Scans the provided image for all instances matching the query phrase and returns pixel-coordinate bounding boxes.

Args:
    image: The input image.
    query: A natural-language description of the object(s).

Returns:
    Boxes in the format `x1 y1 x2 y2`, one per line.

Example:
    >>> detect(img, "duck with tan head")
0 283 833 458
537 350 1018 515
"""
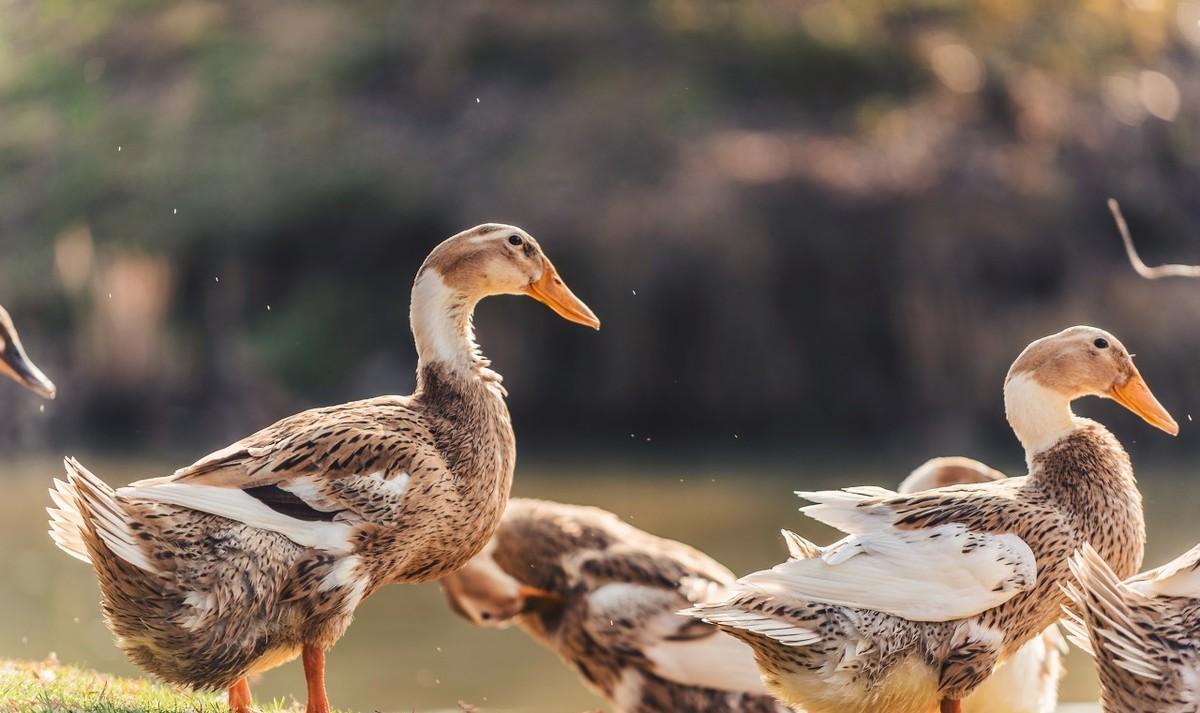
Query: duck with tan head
47 224 598 713
687 326 1176 713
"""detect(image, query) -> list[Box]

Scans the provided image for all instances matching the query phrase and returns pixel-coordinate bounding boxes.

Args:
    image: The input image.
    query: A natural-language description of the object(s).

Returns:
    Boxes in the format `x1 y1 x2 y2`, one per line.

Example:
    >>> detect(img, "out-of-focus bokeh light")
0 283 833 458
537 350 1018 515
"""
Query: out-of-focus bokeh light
930 43 985 94
1139 70 1181 121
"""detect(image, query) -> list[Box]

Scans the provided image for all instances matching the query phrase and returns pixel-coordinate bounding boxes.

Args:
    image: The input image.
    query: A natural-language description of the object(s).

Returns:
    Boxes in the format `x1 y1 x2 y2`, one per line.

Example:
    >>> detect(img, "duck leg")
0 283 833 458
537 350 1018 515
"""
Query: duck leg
227 677 253 713
302 644 330 713
940 699 963 713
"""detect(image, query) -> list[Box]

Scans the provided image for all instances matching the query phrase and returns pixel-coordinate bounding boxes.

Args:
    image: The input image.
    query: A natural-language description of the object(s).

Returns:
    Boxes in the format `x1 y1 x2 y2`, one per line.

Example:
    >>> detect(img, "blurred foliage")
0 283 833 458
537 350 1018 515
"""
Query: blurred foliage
1 0 1199 457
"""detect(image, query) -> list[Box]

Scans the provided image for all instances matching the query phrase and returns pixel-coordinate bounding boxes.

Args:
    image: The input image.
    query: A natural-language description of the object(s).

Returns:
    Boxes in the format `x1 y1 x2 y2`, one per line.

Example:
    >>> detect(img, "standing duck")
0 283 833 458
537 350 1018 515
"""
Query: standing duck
440 498 793 713
897 457 1064 713
686 326 1177 713
47 224 599 713
0 305 56 398
1062 542 1200 712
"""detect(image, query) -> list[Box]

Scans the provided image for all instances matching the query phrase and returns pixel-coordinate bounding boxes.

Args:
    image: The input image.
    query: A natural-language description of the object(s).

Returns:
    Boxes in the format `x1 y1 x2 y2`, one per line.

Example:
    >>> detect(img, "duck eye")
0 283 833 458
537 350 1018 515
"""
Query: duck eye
508 234 523 246
1094 338 1109 349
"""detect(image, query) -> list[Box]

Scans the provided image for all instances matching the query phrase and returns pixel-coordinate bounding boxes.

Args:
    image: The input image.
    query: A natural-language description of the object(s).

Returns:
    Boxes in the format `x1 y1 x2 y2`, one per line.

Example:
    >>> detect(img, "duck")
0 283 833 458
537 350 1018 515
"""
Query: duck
685 326 1178 713
440 498 795 713
1061 542 1200 712
46 224 599 713
897 457 1064 713
0 305 56 398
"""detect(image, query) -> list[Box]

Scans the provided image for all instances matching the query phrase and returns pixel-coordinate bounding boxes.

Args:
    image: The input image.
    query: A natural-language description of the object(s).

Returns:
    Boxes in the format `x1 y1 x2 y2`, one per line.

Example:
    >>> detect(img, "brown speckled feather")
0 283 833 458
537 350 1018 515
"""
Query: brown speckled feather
442 499 795 713
1063 543 1200 713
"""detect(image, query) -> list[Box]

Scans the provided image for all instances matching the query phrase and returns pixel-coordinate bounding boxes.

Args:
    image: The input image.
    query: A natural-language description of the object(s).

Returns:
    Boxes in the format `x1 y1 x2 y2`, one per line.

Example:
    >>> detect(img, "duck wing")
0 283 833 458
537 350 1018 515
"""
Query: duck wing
123 396 427 555
734 485 1038 622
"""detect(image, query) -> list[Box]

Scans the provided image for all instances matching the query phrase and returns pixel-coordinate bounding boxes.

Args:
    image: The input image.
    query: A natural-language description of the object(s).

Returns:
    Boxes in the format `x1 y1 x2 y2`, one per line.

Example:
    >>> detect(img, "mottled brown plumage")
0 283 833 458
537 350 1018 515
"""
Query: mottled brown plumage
441 498 795 713
47 224 599 713
1063 543 1200 713
898 457 1064 713
686 327 1176 713
0 305 55 398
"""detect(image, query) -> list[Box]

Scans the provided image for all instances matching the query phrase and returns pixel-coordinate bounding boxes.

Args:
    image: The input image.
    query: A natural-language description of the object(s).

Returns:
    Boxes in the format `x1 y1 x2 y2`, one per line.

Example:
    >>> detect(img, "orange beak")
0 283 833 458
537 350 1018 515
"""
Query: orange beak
518 585 566 615
1109 369 1178 436
524 257 600 330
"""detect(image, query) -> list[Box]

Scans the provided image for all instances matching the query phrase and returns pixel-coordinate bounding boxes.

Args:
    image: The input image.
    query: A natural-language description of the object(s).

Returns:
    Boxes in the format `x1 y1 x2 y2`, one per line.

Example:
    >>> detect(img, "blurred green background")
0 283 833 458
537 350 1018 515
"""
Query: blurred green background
1 1 1198 711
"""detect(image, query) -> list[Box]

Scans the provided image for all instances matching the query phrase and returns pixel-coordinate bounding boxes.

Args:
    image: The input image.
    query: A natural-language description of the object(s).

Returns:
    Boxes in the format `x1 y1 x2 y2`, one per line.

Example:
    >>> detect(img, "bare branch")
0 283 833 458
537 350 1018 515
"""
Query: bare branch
1108 198 1200 279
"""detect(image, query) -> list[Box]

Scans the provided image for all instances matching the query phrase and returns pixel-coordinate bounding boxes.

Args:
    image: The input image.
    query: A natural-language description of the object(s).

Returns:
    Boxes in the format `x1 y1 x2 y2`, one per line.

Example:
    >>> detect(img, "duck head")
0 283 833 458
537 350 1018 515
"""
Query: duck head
441 547 564 628
1004 326 1176 455
0 306 56 399
411 224 599 368
898 456 1006 493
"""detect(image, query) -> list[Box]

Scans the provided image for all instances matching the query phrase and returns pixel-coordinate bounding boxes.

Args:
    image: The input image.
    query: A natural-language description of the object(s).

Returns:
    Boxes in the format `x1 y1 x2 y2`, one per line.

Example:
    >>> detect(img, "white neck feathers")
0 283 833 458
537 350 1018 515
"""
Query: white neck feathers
410 270 481 371
1004 372 1079 461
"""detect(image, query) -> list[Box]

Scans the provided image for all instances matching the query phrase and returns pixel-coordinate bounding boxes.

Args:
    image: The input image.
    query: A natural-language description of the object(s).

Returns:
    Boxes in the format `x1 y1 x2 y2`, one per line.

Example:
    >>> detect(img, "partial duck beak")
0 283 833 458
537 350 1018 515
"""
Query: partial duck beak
518 585 565 615
0 339 56 399
1109 368 1177 436
524 257 600 330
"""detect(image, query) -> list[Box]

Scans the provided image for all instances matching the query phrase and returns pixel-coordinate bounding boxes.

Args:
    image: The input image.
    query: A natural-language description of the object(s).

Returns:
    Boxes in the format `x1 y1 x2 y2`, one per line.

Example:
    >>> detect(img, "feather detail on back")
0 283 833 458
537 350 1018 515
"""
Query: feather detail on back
48 458 156 573
1063 544 1167 682
681 602 822 647
1126 544 1200 600
733 489 1037 622
123 482 356 554
781 529 822 560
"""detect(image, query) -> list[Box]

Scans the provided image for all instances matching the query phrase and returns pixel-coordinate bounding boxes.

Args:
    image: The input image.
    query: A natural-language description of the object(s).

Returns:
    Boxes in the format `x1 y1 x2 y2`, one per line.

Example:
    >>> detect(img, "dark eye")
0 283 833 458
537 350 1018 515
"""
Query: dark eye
508 234 523 246
480 611 492 620
1094 338 1109 349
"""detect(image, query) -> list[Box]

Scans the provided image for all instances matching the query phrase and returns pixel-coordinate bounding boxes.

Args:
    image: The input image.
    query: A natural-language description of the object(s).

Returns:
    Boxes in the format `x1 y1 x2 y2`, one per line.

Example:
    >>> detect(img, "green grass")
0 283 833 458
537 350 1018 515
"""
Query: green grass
0 658 499 713
0 658 303 713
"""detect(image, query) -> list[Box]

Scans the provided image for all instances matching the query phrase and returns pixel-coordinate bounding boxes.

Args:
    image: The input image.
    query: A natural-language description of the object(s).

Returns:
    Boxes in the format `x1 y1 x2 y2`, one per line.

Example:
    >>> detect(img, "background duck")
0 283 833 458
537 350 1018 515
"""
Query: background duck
440 498 795 713
46 224 598 713
0 305 56 399
1062 542 1200 713
898 457 1064 713
686 326 1177 713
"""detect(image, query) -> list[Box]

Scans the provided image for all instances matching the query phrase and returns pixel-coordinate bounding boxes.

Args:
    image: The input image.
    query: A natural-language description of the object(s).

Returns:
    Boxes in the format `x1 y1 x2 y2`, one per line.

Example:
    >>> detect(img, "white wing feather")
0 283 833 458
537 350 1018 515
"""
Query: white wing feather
1126 543 1200 600
735 489 1037 622
123 482 355 554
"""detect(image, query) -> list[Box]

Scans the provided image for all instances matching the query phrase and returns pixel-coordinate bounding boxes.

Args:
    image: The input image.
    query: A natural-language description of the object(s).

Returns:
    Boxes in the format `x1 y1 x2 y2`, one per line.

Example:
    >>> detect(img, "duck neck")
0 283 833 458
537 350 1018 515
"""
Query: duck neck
1004 372 1078 465
410 269 486 378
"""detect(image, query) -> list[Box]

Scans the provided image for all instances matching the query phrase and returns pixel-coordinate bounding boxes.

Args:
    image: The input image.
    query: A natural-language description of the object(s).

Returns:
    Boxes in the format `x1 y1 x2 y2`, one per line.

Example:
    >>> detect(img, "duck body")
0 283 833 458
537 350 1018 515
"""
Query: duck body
712 426 1139 713
963 627 1062 713
687 327 1175 713
47 224 599 712
441 498 794 713
1063 543 1200 713
898 457 1064 713
53 373 512 689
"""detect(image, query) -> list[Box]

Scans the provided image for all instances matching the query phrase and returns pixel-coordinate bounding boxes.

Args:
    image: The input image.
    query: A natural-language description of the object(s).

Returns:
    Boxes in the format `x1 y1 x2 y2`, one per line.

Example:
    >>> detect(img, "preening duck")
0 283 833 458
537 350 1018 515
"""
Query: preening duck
0 305 56 398
686 326 1177 713
441 498 794 713
47 224 598 713
898 457 1064 713
1062 542 1200 713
